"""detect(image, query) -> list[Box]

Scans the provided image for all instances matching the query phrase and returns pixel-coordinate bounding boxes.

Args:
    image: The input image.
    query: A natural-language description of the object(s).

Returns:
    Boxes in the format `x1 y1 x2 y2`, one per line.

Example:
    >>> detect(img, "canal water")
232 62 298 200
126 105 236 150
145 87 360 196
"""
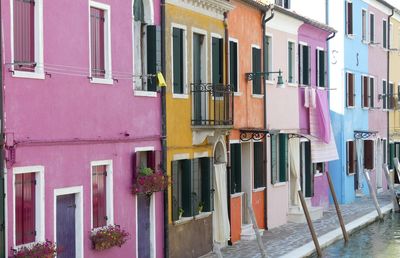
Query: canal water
310 212 400 257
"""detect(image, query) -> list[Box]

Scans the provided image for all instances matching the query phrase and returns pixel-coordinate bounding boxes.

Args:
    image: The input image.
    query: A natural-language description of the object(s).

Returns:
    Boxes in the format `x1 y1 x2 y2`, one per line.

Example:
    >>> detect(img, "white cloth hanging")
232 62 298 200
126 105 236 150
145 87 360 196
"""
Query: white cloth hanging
213 163 230 243
356 139 364 190
289 138 301 206
310 88 316 108
304 87 310 108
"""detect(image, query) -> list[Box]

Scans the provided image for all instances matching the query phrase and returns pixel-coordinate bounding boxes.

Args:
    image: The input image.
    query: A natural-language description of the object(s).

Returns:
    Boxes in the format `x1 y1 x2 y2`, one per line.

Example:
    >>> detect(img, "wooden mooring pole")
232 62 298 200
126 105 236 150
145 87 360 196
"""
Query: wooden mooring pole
383 164 400 212
363 170 383 219
298 190 322 257
326 171 349 242
246 194 267 258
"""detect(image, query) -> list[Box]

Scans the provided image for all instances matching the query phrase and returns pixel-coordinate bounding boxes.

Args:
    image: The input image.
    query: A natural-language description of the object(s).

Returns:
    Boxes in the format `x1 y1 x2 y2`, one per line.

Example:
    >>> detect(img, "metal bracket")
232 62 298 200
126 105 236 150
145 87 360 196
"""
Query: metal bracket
354 130 377 139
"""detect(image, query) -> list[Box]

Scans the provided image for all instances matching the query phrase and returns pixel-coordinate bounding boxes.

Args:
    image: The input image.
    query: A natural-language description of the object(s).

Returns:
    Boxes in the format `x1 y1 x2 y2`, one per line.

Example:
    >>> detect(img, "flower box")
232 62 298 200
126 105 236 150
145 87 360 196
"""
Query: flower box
90 225 129 251
132 167 169 196
12 240 58 258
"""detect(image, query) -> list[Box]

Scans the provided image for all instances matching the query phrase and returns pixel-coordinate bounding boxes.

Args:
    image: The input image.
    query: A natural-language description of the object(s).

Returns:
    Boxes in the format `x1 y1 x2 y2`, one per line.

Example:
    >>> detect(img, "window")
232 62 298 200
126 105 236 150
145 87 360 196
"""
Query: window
316 49 326 87
346 140 356 175
300 141 313 197
265 36 272 80
171 158 214 221
12 0 43 77
229 40 238 92
313 162 325 175
172 27 185 94
288 41 295 83
370 13 375 43
13 166 44 247
362 9 367 42
346 1 353 36
383 19 388 49
91 160 113 228
230 143 242 194
361 75 369 108
90 2 112 84
252 46 262 94
254 142 265 189
364 140 374 170
389 82 394 109
369 77 374 108
346 72 355 107
275 0 290 9
212 37 223 85
299 44 311 86
383 80 388 110
271 134 288 184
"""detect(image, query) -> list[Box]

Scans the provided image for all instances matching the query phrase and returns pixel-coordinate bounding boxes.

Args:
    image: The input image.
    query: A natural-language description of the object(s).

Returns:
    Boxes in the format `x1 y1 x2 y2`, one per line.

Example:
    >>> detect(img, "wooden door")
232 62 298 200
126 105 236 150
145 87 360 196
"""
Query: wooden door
56 194 76 258
138 195 151 258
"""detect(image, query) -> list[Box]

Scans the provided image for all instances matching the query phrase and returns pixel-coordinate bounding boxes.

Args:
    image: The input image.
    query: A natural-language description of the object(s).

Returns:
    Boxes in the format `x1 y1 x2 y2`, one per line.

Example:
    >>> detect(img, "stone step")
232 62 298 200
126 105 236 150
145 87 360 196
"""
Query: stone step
287 205 324 223
240 224 264 241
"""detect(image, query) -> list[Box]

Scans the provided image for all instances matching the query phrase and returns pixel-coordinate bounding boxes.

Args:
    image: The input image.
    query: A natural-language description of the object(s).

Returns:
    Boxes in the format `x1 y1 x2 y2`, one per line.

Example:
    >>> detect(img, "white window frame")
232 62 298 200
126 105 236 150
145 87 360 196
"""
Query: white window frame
287 40 296 86
12 165 45 248
229 37 241 96
89 1 113 85
361 8 368 43
171 23 188 98
90 160 114 229
251 44 263 97
10 0 44 79
369 12 375 44
275 0 290 9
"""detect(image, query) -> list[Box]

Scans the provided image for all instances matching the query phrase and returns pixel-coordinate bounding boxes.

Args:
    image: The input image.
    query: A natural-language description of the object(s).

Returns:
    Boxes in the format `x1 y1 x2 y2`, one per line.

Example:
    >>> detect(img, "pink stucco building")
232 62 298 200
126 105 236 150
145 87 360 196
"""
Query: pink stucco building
1 0 163 257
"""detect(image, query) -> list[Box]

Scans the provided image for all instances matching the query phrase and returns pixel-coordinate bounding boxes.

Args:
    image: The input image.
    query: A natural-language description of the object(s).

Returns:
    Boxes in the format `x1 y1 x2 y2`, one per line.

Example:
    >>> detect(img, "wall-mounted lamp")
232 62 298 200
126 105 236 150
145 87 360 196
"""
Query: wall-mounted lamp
245 69 284 87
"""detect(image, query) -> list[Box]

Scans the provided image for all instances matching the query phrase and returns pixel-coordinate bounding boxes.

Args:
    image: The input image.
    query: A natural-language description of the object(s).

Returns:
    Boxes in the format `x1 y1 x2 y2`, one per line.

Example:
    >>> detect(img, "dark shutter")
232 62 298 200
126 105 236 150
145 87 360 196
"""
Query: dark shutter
147 25 161 91
171 161 179 221
90 7 105 78
230 144 242 194
265 36 270 80
370 14 375 42
347 73 355 107
364 140 374 169
305 142 314 197
181 159 193 217
369 77 374 108
307 46 311 85
13 0 35 71
201 157 214 212
15 173 36 245
254 142 264 188
229 41 238 92
383 81 387 109
390 143 395 169
147 151 156 171
279 134 288 182
212 37 223 85
192 159 200 216
301 45 309 85
383 20 387 48
288 42 293 83
172 28 183 94
389 83 394 109
93 165 107 228
362 76 369 108
299 44 303 85
133 0 144 22
318 50 325 87
252 47 262 94
347 1 353 35
347 141 356 174
271 135 277 184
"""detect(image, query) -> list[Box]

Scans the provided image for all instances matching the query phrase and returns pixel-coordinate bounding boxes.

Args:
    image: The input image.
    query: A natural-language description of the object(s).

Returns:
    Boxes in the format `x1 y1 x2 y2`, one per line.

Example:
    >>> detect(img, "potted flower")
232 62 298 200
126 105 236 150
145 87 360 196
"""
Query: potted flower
131 166 169 196
90 225 130 251
179 207 184 220
12 240 59 258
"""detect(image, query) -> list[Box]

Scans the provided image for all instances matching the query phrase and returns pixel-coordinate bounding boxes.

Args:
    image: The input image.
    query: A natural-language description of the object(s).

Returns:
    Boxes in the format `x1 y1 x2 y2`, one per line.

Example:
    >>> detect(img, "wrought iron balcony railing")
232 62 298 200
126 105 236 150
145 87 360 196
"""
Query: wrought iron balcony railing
191 83 234 127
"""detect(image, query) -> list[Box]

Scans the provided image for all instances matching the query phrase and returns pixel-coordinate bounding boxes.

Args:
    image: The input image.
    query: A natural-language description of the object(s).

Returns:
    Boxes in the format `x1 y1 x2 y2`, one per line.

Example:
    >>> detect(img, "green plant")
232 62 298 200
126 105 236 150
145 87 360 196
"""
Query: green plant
179 207 184 218
90 225 130 251
12 240 59 258
139 166 154 176
198 202 204 213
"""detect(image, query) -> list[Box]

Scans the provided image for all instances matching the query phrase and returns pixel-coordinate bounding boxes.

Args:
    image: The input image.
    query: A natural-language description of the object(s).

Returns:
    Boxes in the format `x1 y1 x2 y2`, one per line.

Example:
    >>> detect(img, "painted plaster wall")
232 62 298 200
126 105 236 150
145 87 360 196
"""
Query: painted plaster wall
389 14 400 139
329 0 369 204
367 4 389 191
298 23 331 207
164 3 225 223
1 0 163 257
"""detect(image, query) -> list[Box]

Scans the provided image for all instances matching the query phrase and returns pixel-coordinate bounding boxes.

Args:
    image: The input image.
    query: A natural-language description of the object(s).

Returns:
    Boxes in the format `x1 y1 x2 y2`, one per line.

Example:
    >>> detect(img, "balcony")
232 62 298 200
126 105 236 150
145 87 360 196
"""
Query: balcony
191 83 233 129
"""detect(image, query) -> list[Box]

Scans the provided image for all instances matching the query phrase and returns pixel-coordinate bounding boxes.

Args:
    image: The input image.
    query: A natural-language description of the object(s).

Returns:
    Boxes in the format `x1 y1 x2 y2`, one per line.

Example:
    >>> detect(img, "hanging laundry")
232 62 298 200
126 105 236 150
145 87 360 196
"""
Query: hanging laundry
310 88 317 108
304 87 310 108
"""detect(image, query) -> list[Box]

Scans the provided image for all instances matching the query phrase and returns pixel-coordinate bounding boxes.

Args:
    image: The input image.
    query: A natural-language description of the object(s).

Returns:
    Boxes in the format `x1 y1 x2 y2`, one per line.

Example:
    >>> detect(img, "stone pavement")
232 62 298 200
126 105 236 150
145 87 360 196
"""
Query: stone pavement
201 192 393 258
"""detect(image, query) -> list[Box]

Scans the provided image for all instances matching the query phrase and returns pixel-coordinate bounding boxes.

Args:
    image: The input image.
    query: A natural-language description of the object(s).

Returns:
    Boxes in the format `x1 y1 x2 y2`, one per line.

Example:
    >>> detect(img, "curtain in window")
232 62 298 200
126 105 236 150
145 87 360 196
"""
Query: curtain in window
213 163 230 243
289 138 300 206
133 0 144 22
356 139 364 190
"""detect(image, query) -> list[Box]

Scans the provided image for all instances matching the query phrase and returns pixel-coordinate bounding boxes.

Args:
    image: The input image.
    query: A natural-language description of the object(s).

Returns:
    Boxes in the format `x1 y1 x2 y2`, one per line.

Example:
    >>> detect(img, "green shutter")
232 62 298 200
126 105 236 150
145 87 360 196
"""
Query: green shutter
288 42 293 83
181 159 193 217
229 41 238 92
201 158 214 212
271 135 277 184
265 36 270 80
369 78 374 108
252 47 261 94
230 144 242 193
307 46 311 85
299 44 303 85
390 143 395 169
304 142 313 197
133 0 144 22
172 28 183 94
192 159 200 216
193 34 202 123
279 134 288 182
147 25 161 91
212 37 223 85
383 20 387 48
318 50 325 87
254 142 264 188
383 81 387 109
171 161 179 221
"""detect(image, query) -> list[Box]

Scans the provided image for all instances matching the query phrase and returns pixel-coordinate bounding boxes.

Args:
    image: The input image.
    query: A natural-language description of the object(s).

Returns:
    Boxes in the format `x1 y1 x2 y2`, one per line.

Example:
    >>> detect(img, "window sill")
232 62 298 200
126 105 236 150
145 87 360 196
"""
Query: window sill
346 106 356 109
90 77 114 85
272 182 287 187
195 212 212 220
173 216 193 225
234 92 243 97
12 70 45 80
253 187 266 192
134 90 157 97
314 172 324 177
287 83 298 87
347 172 356 176
251 94 264 99
172 93 189 99
361 40 369 45
346 34 356 40
231 192 244 198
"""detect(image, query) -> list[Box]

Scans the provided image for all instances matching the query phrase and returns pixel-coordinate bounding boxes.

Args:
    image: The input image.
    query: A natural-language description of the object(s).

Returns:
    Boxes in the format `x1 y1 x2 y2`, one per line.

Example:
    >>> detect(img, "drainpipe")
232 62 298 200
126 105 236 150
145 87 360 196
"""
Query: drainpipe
223 11 233 246
0 0 5 255
387 8 394 165
160 0 168 257
262 5 274 230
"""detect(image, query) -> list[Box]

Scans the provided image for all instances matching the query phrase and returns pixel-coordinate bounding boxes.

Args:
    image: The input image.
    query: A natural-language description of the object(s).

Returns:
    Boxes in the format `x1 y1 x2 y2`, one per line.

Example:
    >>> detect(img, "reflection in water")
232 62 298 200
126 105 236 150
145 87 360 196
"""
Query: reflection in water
310 213 400 258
